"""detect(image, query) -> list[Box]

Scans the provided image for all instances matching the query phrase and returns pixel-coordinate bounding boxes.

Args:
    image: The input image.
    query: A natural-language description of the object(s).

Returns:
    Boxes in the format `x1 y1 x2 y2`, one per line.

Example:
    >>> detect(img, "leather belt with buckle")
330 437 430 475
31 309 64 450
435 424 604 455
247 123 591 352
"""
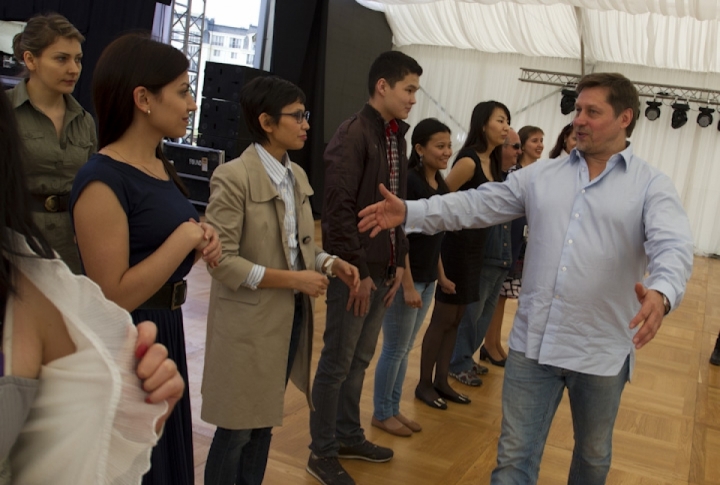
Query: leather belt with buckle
30 193 70 213
138 280 188 310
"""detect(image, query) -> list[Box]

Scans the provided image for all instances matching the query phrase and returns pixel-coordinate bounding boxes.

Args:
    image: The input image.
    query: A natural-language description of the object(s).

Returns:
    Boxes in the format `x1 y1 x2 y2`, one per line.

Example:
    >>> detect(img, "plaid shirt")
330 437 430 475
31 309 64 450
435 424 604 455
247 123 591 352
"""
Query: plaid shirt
385 120 400 267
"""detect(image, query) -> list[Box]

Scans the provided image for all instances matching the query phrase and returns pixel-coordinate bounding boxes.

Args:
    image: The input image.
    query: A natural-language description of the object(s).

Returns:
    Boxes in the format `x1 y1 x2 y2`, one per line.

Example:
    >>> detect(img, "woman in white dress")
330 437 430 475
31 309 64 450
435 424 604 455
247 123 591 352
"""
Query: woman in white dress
0 72 183 485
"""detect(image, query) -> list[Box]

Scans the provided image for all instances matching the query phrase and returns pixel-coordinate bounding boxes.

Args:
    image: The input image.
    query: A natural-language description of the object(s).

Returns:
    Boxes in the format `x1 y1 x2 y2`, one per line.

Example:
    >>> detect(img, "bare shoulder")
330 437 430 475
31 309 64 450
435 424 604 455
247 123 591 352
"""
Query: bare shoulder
10 268 75 379
445 157 476 191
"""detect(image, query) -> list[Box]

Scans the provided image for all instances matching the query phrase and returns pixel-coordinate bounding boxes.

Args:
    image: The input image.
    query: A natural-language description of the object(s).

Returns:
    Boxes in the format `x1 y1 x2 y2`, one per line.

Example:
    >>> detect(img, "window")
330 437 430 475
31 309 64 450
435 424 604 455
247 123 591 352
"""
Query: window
230 37 241 49
243 36 249 49
231 52 238 59
213 49 221 57
247 54 254 65
211 35 224 47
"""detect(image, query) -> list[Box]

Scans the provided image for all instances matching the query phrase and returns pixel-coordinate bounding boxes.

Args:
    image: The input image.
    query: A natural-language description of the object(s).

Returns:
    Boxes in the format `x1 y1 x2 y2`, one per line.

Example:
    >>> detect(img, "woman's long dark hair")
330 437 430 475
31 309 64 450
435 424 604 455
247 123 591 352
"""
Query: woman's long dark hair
0 91 54 300
549 123 574 159
461 101 511 182
92 33 189 196
408 118 451 193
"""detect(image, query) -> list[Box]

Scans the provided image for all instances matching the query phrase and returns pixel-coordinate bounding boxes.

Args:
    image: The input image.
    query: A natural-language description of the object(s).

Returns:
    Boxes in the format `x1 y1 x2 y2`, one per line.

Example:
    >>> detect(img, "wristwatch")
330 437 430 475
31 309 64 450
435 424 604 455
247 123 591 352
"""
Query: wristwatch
322 255 338 278
658 291 671 315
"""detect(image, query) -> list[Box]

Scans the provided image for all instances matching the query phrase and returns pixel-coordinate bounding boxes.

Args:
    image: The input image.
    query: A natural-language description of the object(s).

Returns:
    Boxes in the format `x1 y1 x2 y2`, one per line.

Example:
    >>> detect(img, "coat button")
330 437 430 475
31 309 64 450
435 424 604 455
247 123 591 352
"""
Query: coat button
302 236 311 244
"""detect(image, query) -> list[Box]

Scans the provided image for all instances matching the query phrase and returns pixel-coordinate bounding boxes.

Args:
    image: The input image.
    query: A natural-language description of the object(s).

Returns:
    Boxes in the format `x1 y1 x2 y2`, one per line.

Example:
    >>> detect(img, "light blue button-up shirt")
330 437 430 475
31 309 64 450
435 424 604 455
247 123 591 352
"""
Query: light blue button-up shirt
405 143 693 377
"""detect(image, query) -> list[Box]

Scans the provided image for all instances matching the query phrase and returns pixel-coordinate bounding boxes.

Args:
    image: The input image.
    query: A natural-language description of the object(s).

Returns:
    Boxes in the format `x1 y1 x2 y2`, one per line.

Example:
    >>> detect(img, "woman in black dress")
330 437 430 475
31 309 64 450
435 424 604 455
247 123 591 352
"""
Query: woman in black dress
415 101 510 409
70 34 221 485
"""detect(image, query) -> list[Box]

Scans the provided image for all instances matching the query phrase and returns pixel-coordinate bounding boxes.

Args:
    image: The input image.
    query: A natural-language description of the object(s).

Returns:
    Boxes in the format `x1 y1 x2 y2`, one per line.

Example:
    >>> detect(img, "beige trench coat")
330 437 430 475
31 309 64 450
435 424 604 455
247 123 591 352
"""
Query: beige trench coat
201 144 322 429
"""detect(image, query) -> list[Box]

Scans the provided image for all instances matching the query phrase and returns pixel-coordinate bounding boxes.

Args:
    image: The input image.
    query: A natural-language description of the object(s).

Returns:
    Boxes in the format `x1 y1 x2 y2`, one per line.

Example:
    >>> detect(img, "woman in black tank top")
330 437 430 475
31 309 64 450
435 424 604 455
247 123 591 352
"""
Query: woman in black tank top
415 101 511 407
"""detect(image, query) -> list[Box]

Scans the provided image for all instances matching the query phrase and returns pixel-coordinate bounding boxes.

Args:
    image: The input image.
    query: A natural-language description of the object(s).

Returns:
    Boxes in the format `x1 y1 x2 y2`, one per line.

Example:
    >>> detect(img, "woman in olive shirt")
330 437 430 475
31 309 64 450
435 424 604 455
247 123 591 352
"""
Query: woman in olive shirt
7 13 96 273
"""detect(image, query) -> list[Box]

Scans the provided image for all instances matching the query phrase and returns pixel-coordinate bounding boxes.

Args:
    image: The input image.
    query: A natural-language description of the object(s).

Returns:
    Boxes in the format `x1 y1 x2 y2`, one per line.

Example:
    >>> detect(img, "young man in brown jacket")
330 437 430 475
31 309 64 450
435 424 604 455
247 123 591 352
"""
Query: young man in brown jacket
307 51 422 485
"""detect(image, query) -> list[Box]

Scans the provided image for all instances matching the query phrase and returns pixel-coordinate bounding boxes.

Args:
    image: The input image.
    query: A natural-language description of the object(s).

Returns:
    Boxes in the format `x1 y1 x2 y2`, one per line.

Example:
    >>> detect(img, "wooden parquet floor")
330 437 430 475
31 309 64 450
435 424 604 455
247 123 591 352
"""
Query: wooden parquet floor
183 222 720 484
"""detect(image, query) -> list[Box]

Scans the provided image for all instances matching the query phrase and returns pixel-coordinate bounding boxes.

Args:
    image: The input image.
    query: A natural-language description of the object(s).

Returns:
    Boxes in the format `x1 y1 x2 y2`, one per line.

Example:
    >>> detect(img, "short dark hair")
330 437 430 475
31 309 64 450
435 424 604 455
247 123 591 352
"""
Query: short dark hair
576 72 640 136
367 51 423 96
240 76 306 144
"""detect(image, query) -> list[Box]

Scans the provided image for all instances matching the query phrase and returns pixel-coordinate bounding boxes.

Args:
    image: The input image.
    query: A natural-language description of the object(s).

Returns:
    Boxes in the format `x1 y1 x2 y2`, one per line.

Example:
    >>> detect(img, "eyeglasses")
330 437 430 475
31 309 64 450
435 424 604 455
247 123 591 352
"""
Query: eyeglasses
504 143 521 150
280 110 310 124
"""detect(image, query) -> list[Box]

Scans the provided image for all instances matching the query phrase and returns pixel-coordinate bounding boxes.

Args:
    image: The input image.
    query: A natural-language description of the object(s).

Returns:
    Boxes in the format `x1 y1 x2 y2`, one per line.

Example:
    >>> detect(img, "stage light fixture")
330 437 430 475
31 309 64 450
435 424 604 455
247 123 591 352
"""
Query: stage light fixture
697 107 714 128
560 89 577 115
645 101 662 121
671 102 690 129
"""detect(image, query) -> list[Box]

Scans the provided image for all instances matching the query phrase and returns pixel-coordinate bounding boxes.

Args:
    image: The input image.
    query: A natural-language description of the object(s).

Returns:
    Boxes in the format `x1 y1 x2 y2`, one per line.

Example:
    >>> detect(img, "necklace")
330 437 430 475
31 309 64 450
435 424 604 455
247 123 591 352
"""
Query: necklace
105 147 168 180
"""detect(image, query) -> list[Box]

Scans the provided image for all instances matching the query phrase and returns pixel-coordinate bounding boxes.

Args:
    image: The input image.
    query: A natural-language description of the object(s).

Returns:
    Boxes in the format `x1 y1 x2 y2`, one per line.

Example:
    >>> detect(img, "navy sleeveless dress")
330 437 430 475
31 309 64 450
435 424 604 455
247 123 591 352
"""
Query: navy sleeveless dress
70 154 196 485
436 148 490 305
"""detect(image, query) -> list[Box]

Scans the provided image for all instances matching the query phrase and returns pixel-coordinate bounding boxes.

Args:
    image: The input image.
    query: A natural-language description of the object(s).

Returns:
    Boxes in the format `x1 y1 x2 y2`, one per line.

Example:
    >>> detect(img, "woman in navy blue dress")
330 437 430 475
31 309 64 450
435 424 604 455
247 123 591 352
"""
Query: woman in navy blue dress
70 34 220 485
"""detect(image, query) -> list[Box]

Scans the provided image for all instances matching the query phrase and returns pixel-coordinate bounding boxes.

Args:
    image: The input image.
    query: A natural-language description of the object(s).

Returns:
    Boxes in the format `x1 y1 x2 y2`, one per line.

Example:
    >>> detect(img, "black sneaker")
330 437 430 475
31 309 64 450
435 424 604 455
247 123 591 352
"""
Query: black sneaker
338 439 393 463
306 453 355 485
711 335 720 366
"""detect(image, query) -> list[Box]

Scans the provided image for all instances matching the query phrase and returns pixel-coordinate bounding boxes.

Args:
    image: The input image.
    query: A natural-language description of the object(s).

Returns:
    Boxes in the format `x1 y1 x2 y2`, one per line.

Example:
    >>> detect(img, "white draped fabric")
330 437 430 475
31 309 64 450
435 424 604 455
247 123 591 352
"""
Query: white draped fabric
359 0 720 21
374 0 720 72
356 0 720 254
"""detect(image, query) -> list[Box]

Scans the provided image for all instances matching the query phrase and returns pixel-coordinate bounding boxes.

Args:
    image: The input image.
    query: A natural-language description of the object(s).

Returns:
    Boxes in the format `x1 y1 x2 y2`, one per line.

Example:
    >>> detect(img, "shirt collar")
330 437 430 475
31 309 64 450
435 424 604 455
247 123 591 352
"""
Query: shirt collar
254 143 294 186
385 119 399 136
569 141 634 172
11 78 86 117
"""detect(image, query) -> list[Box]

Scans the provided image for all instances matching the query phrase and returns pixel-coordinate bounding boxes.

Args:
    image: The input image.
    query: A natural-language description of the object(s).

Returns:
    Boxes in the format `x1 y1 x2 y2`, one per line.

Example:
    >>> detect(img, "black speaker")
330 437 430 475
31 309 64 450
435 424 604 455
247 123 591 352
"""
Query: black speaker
197 134 247 160
178 173 211 210
199 98 249 139
202 62 267 102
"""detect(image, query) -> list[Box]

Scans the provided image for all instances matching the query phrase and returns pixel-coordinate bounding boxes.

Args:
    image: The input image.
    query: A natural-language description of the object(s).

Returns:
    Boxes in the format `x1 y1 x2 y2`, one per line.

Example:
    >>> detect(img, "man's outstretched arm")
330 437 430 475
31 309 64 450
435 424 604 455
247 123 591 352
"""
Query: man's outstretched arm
358 183 406 237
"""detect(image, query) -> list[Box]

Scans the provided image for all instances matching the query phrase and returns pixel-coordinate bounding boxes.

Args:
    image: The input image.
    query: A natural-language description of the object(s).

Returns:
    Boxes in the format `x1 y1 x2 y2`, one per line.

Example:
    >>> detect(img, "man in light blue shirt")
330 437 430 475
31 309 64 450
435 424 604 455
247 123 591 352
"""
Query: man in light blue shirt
357 72 694 484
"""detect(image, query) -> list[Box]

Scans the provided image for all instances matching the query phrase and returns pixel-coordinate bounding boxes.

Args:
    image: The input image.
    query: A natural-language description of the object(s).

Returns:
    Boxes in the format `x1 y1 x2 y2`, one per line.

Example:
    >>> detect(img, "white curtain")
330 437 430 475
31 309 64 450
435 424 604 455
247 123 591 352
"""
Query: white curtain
366 0 720 73
362 0 720 20
394 44 720 254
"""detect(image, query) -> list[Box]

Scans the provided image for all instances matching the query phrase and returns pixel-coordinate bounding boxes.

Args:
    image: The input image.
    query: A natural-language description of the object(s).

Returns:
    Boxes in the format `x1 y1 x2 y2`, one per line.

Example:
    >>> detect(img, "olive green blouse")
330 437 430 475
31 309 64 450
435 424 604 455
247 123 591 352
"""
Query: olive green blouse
7 80 97 273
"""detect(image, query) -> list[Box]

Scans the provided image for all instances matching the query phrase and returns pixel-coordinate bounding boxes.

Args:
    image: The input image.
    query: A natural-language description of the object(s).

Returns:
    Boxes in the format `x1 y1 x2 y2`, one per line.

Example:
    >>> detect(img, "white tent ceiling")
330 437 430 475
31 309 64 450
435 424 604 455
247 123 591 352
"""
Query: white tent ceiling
357 0 720 73
355 0 720 255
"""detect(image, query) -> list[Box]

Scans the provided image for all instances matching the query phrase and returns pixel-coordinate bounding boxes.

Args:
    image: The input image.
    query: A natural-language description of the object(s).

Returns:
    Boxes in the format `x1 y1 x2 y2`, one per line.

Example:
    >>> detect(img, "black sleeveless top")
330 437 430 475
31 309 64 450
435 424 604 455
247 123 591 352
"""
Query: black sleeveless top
435 148 490 305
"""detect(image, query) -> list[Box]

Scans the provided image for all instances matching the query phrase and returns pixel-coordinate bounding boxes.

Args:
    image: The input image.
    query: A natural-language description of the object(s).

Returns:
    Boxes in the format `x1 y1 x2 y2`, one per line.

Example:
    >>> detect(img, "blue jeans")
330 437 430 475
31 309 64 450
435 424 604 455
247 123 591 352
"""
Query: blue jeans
373 281 436 420
309 277 390 457
205 294 304 485
491 350 629 485
449 265 508 373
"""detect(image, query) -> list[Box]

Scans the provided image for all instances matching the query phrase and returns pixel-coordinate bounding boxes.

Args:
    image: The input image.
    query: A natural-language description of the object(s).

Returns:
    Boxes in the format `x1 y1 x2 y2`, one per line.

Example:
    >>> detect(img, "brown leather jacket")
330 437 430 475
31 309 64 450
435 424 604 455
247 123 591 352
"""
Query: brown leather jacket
321 103 409 280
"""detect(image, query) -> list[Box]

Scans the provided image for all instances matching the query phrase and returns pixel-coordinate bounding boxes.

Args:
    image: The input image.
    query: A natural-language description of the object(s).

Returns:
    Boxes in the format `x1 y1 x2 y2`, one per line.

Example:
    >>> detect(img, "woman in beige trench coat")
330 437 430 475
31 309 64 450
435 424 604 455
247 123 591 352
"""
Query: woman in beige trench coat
201 76 359 485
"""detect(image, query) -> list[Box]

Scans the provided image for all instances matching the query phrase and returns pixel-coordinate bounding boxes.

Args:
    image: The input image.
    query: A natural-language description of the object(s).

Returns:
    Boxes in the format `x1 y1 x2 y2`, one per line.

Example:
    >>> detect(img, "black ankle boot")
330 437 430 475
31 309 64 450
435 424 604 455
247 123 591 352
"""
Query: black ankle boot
711 335 720 366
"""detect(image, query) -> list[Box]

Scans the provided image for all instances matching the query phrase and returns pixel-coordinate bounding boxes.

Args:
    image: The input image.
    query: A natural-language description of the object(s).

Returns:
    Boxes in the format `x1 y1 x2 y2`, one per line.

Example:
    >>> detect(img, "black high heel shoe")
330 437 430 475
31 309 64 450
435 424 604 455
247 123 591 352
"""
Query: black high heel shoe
480 345 507 367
